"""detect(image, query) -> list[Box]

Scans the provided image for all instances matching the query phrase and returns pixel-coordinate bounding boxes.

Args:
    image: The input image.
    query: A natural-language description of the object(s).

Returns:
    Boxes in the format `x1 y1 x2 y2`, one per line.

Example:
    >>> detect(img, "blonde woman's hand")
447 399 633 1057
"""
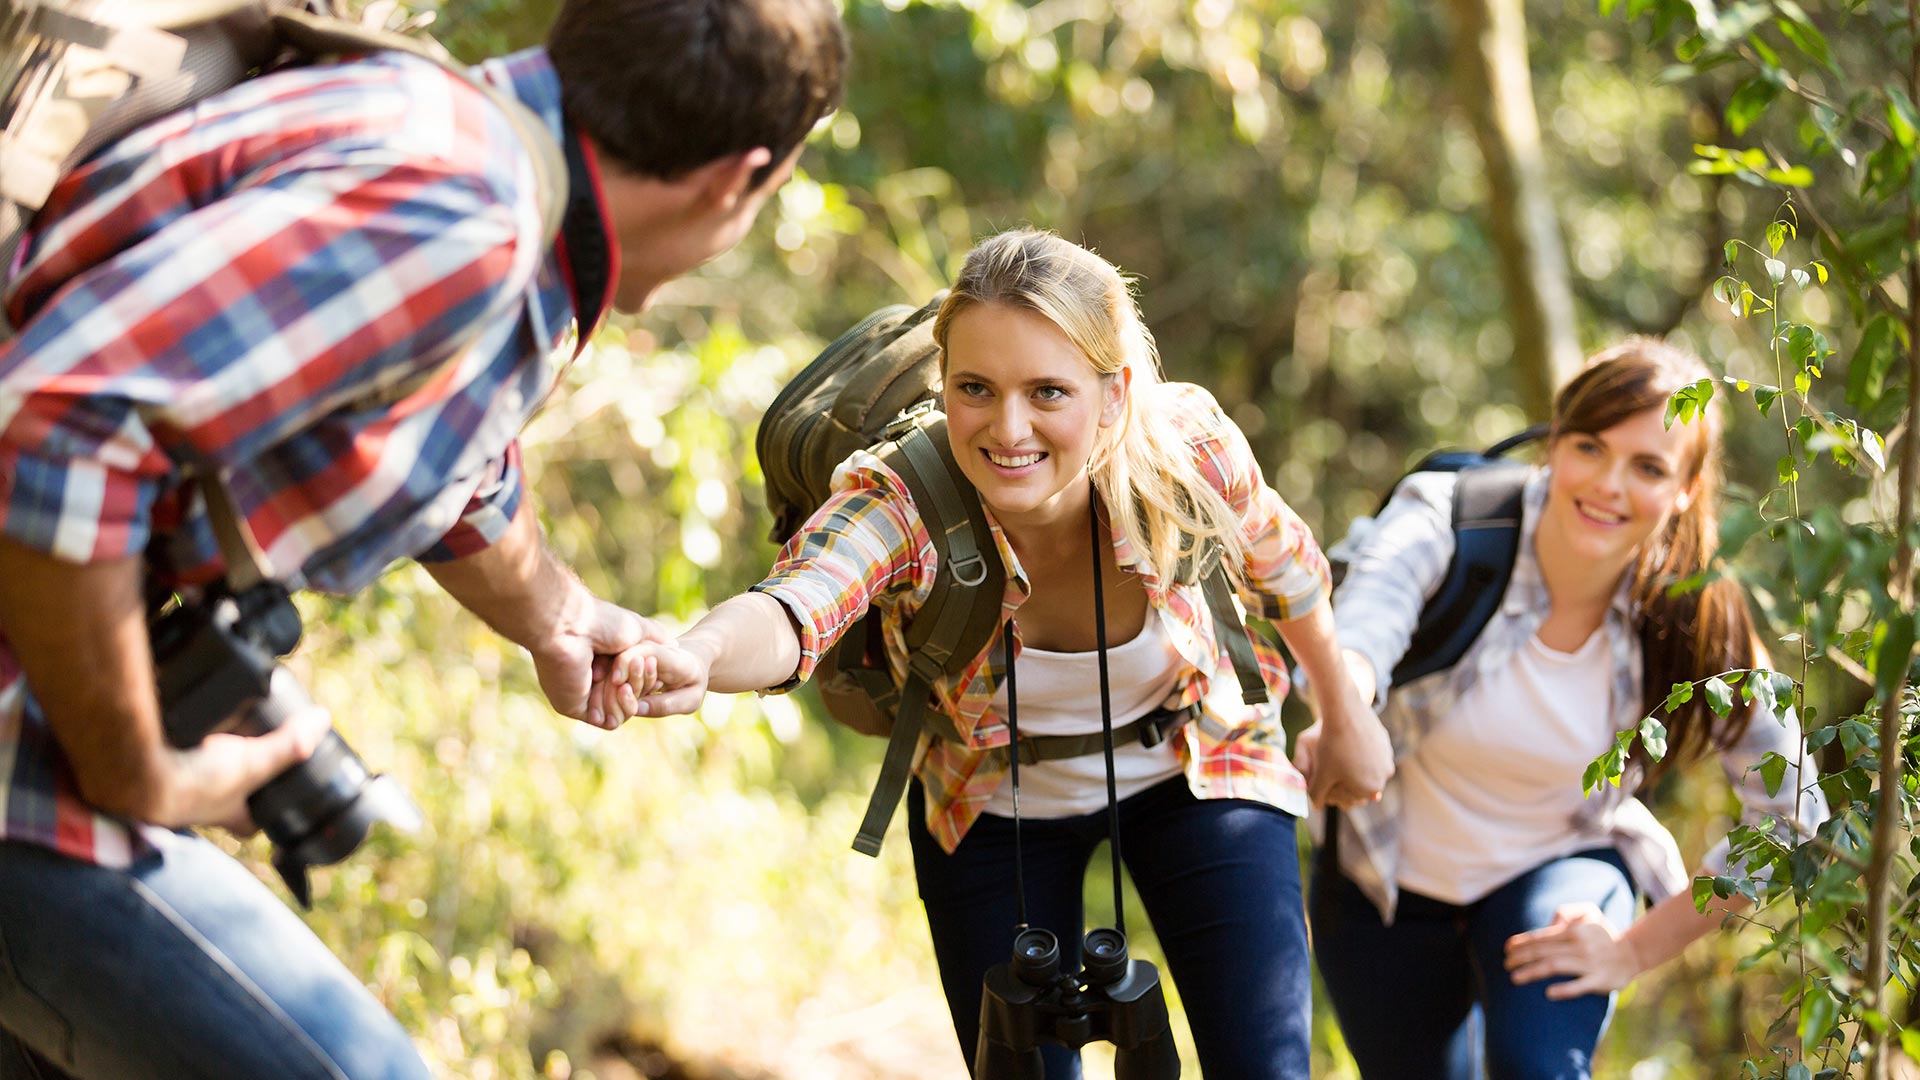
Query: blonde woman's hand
1504 902 1645 999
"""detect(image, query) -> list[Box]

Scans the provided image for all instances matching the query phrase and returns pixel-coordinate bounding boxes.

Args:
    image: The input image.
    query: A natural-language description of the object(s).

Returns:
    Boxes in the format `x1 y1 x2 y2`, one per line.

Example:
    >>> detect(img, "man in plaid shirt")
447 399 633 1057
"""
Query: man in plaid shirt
0 1 846 1076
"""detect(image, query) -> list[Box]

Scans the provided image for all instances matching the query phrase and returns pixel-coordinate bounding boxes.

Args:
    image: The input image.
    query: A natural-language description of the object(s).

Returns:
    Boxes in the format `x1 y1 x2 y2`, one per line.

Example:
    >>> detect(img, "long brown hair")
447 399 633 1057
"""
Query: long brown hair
1551 338 1756 782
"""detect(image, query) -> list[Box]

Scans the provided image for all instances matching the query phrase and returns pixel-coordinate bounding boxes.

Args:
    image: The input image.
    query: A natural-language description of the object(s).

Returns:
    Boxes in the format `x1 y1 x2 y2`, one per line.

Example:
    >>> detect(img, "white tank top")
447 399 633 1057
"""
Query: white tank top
1394 625 1619 903
981 613 1187 819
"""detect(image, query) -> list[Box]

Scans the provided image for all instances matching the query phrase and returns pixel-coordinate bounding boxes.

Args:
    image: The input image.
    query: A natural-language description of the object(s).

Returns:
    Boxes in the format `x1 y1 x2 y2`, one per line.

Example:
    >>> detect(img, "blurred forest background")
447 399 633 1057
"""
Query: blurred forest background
260 0 1911 1076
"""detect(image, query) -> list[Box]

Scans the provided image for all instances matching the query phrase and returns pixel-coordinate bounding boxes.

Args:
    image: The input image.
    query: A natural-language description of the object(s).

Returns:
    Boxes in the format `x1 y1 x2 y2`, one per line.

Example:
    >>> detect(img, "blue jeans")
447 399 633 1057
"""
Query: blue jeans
0 836 428 1080
908 777 1312 1079
1311 848 1638 1080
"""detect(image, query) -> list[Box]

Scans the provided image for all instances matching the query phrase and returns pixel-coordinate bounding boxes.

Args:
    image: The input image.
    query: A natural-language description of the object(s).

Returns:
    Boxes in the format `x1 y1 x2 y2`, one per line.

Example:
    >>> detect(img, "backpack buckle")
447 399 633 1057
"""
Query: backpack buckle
948 552 989 588
882 398 938 440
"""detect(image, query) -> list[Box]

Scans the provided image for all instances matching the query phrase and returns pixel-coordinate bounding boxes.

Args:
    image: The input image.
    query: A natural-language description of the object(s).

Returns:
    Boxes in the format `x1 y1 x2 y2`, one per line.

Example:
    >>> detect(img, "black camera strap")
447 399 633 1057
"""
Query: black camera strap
1002 478 1129 939
1088 481 1126 937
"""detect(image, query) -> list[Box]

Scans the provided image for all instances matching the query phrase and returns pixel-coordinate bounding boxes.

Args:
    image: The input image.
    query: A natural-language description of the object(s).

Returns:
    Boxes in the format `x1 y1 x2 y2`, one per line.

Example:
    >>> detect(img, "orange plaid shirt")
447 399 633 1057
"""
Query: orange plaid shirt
753 383 1327 852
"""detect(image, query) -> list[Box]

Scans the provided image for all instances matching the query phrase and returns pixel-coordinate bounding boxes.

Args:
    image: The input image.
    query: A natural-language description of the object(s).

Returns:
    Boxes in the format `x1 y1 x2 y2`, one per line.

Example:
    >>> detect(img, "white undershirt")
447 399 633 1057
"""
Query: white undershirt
1394 625 1619 904
982 614 1186 819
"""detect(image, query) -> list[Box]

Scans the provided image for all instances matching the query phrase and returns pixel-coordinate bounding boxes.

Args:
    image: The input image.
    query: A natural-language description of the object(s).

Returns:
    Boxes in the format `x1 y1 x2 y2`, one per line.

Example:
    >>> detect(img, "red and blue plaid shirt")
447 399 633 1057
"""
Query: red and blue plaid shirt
0 48 588 865
754 383 1327 852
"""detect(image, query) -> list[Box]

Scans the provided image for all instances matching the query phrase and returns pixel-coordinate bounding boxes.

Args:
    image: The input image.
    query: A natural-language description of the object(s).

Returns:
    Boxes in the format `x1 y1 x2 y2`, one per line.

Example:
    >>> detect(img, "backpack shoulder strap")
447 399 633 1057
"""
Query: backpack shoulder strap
849 417 1007 856
1192 540 1272 707
1390 462 1530 686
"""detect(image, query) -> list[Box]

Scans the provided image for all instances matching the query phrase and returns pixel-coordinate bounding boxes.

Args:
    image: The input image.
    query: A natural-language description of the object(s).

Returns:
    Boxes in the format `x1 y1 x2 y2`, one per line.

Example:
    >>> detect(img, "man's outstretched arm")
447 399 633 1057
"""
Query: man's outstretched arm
424 500 666 729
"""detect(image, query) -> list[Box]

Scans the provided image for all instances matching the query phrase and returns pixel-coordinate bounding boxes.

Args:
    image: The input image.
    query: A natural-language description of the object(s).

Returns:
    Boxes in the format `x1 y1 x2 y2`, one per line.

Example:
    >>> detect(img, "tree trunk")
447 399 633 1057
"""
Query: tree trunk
1442 0 1583 420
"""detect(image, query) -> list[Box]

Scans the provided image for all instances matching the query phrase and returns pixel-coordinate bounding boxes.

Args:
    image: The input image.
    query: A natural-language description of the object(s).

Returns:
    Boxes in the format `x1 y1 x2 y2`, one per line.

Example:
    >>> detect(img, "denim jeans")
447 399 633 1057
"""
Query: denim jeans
0 835 429 1080
908 777 1312 1080
1311 848 1638 1080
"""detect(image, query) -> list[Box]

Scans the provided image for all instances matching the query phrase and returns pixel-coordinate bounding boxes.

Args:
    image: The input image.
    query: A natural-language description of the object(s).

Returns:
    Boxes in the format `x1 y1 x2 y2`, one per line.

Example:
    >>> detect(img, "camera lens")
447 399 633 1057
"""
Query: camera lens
1081 928 1129 986
1010 927 1060 986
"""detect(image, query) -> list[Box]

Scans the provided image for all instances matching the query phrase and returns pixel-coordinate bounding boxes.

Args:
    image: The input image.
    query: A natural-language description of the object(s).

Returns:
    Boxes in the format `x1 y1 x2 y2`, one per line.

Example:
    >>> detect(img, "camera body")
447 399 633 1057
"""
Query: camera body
150 583 420 906
974 926 1180 1080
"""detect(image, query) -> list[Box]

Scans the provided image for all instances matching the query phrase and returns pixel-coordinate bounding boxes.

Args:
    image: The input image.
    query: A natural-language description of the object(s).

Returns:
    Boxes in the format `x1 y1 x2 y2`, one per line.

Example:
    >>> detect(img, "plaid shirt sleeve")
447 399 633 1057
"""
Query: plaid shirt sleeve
418 442 526 561
750 452 931 691
0 56 534 566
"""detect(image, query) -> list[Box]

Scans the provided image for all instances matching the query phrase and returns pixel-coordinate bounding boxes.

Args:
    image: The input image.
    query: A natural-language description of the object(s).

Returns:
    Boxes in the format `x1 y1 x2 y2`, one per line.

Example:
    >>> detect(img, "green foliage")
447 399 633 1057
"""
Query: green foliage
1584 0 1920 1062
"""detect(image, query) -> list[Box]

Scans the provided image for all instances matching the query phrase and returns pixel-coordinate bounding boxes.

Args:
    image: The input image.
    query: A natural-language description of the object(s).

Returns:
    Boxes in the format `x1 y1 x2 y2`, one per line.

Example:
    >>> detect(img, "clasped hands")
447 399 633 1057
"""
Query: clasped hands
583 638 713 726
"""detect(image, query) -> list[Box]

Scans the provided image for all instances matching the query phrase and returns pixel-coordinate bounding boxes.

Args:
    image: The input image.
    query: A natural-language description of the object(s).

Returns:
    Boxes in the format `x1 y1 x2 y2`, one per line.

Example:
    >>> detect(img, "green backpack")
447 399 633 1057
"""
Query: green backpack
0 0 565 334
757 296 1271 856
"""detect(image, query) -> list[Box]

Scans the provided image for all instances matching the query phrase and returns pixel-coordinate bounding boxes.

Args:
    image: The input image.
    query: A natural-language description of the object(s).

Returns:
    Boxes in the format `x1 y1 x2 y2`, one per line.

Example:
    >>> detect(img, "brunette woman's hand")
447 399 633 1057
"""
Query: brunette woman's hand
1504 902 1645 999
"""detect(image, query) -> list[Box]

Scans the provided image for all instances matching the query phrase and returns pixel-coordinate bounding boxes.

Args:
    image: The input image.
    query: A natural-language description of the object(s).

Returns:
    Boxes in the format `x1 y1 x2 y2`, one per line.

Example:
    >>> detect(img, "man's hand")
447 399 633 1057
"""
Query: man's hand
1504 902 1645 1000
425 502 671 728
152 706 334 833
531 586 671 729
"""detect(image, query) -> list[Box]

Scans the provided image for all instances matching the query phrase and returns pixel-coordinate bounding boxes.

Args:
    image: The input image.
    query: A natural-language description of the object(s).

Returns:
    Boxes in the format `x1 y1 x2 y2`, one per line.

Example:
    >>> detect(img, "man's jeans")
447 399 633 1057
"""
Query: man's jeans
1312 848 1638 1080
0 835 429 1080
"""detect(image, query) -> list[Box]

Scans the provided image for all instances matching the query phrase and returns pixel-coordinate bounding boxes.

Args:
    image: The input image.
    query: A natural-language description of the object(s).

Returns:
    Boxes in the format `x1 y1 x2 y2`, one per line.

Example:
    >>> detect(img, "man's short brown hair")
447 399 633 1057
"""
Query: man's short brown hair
548 0 847 185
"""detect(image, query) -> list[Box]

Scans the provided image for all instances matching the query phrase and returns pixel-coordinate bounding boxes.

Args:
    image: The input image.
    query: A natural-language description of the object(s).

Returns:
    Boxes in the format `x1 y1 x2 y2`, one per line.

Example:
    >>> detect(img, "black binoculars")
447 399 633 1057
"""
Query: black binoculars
974 925 1180 1079
150 583 420 907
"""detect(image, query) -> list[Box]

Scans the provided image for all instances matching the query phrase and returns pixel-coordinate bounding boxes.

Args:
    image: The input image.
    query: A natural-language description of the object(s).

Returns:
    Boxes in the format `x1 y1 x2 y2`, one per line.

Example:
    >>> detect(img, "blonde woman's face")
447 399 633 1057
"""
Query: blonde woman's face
1541 404 1697 571
941 302 1126 528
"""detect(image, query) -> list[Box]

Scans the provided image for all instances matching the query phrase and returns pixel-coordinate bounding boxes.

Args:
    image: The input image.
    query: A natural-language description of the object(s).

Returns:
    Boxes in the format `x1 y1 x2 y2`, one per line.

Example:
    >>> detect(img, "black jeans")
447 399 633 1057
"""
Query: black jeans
907 777 1311 1079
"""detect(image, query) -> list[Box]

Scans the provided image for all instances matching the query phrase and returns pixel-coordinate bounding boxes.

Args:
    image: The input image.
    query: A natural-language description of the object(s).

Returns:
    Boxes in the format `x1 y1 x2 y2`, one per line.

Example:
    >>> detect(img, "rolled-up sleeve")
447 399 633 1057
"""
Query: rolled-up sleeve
1330 471 1459 705
749 457 927 692
417 442 525 562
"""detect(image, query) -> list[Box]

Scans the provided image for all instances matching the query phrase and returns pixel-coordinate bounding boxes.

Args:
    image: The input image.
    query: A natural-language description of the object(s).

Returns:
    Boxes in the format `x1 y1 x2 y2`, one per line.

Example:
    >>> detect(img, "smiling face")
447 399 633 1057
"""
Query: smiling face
941 302 1128 530
1540 404 1700 572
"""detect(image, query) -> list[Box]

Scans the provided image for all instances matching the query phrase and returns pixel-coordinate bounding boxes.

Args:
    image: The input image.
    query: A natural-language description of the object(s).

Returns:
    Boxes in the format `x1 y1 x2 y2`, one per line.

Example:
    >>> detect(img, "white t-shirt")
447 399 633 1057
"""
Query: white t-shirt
1394 625 1620 904
982 614 1187 819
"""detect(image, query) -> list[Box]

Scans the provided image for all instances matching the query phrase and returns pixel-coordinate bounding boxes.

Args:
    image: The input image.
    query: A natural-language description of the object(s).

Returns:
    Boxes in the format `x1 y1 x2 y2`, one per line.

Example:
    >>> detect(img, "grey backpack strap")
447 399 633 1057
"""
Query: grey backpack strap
1196 541 1271 707
850 420 1005 856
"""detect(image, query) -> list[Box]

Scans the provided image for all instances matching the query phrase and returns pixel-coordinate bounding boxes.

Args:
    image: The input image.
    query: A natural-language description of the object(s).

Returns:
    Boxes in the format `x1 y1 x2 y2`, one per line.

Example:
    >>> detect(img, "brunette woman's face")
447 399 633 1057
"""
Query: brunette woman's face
1543 404 1699 568
941 302 1127 527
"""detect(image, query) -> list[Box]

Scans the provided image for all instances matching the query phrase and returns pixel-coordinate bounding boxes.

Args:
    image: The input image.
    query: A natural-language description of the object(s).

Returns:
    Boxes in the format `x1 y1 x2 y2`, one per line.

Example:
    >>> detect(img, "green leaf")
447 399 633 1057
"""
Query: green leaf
1790 268 1810 289
1758 751 1789 797
1582 756 1607 797
1705 675 1734 717
1691 874 1715 912
1639 715 1669 760
1599 0 1623 14
1800 981 1838 1054
1891 88 1919 151
1901 1026 1920 1062
1754 385 1782 415
1762 164 1814 186
1722 239 1739 266
1773 7 1834 72
1766 219 1787 254
1764 257 1786 284
1810 260 1828 284
1664 681 1696 712
1873 614 1916 703
1848 313 1905 411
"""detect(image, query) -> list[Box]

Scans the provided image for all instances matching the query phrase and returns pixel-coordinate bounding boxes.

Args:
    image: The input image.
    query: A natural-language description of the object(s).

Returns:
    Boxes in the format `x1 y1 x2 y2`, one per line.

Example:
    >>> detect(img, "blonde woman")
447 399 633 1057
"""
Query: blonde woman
605 229 1390 1076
